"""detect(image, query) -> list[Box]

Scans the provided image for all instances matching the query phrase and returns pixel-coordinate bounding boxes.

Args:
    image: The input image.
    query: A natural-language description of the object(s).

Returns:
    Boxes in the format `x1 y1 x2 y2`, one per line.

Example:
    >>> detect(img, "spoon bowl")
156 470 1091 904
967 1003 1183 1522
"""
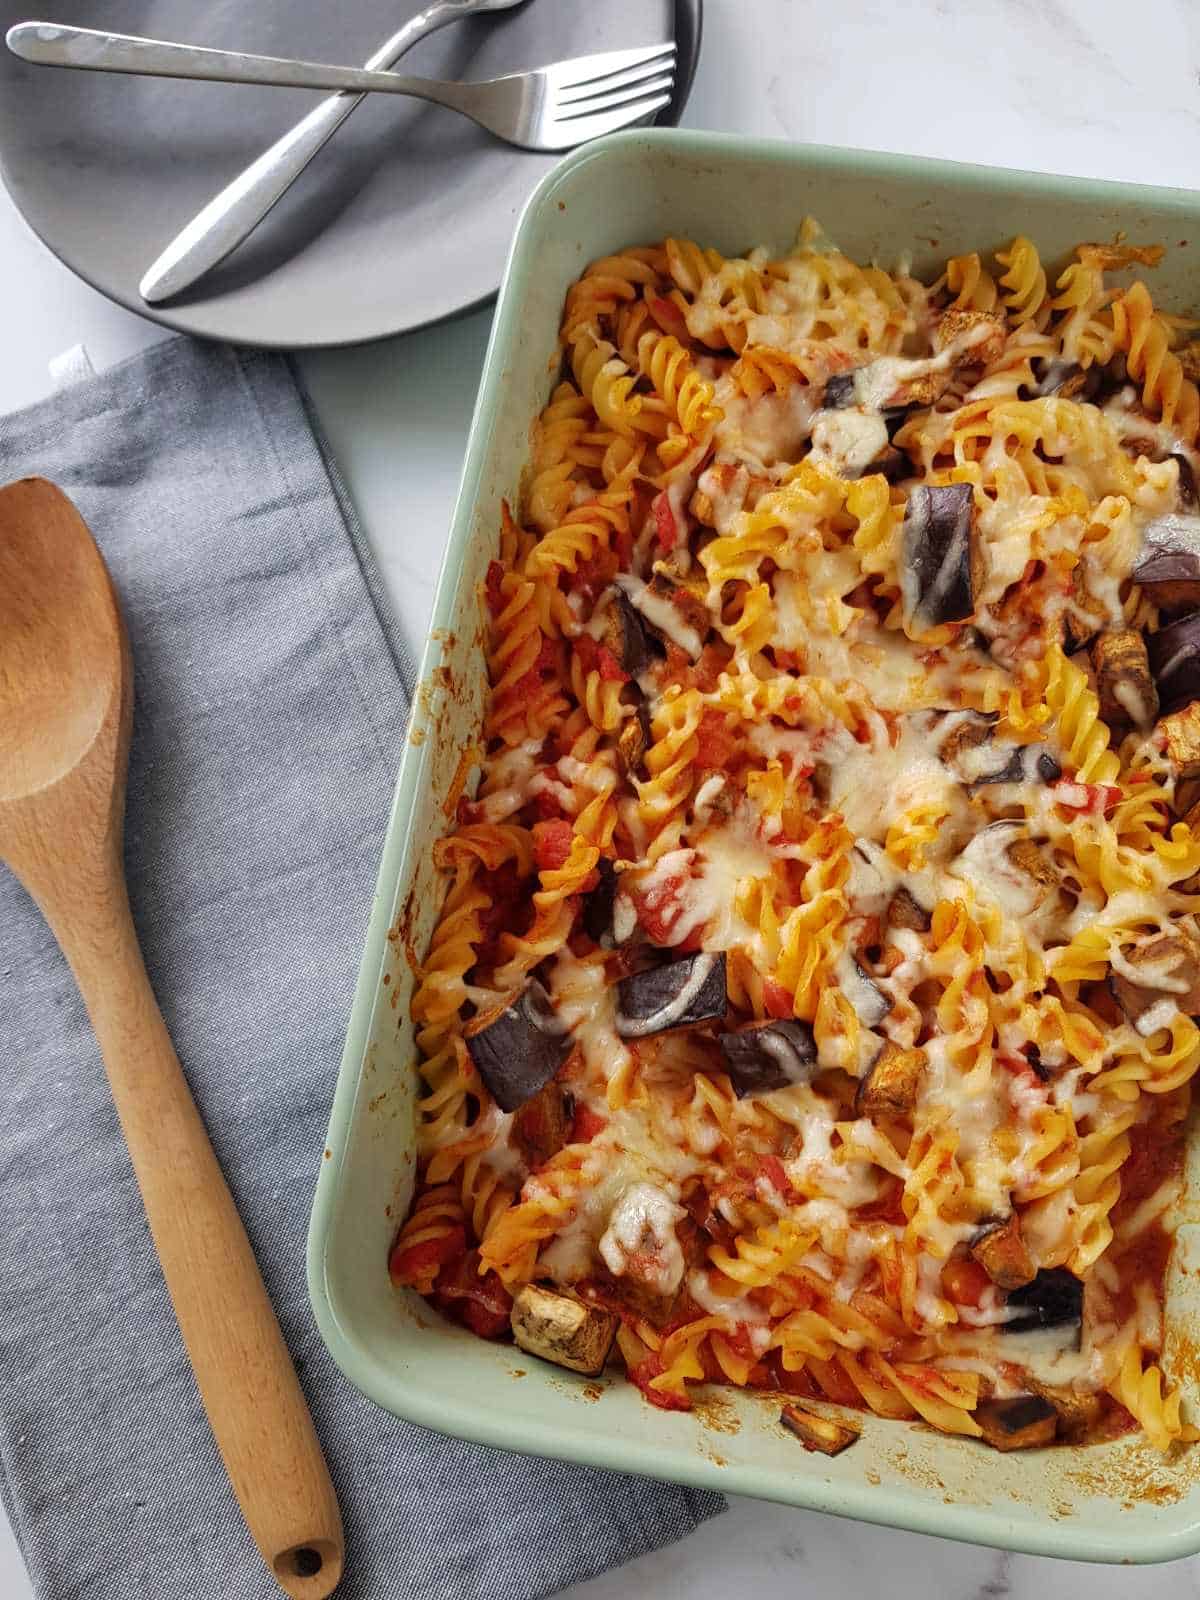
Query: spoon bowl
0 477 125 803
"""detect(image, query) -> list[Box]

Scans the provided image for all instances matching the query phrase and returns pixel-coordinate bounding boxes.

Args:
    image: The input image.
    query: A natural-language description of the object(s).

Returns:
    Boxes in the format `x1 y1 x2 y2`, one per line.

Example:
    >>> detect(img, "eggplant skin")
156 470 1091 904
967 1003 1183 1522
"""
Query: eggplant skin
901 483 981 631
719 1019 817 1099
975 1396 1058 1452
604 589 654 676
1002 1268 1083 1333
1148 610 1200 715
822 372 858 409
615 952 727 1039
465 984 572 1112
582 857 618 944
617 700 652 777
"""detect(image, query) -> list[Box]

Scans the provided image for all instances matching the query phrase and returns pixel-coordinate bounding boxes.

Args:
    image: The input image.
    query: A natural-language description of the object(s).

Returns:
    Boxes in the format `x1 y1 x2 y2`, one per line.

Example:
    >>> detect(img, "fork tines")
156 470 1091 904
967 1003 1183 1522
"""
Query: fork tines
550 42 676 132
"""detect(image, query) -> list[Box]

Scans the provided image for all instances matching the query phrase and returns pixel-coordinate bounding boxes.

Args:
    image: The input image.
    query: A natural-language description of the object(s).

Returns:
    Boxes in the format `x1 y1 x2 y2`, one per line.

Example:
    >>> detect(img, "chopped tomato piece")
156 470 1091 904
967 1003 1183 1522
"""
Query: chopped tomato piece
632 867 703 950
1052 780 1122 816
596 644 627 682
573 635 628 683
514 633 560 699
434 1253 513 1341
570 1104 608 1144
652 491 680 554
942 1257 992 1310
574 633 599 674
762 978 794 1019
473 860 529 965
693 709 737 771
569 548 619 601
690 644 731 694
854 1178 906 1226
484 559 506 616
756 1155 795 1200
648 294 690 339
532 819 574 872
533 785 567 821
458 1296 512 1340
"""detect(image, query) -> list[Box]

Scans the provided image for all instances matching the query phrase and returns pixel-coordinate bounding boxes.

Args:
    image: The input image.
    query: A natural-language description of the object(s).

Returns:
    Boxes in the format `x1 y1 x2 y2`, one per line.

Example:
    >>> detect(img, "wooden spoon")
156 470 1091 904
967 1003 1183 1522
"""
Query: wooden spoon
0 478 344 1599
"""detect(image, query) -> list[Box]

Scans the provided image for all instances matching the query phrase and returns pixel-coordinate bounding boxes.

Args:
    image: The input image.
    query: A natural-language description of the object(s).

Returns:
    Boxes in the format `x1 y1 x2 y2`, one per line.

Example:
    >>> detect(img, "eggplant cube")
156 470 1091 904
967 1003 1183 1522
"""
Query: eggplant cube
856 1042 927 1117
1174 454 1199 510
615 952 727 1039
465 983 572 1113
511 1080 575 1169
617 701 652 777
1033 359 1094 400
975 1396 1058 1452
938 710 998 768
970 1215 1036 1290
901 484 982 633
1133 515 1200 612
1023 1379 1103 1443
887 886 932 933
1159 700 1200 777
719 1019 817 1098
935 308 1007 367
510 1285 618 1377
1005 837 1059 910
1091 630 1158 729
1108 929 1200 1028
780 1403 861 1456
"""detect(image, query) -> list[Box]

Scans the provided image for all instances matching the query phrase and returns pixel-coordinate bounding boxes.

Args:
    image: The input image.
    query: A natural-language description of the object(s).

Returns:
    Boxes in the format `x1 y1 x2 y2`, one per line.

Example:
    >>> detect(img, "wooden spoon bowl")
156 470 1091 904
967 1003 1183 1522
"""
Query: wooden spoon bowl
0 478 344 1599
0 479 126 803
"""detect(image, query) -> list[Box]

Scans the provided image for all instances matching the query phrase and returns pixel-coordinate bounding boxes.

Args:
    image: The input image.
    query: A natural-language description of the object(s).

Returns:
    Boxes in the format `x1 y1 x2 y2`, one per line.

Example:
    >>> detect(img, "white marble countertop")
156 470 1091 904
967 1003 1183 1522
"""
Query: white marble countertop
4 0 1200 1594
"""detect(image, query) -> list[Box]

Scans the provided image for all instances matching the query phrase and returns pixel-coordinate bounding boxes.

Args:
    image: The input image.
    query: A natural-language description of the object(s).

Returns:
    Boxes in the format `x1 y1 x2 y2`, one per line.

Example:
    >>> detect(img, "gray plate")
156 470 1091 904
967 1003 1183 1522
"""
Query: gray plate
0 0 700 348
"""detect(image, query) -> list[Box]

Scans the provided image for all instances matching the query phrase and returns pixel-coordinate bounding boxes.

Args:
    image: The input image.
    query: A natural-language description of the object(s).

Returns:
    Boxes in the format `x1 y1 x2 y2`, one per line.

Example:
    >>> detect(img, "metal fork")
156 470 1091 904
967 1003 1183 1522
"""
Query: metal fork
6 24 676 145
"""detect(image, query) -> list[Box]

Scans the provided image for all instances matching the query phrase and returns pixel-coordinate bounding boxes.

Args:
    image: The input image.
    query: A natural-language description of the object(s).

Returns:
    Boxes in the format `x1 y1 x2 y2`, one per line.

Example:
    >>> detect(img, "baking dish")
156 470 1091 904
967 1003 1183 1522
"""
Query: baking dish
308 128 1200 1562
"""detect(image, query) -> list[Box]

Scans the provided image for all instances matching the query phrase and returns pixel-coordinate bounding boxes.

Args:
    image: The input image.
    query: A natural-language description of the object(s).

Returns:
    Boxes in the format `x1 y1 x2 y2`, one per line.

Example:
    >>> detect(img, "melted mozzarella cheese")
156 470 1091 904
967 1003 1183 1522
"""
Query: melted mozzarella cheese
598 1181 687 1296
807 408 889 477
712 375 820 468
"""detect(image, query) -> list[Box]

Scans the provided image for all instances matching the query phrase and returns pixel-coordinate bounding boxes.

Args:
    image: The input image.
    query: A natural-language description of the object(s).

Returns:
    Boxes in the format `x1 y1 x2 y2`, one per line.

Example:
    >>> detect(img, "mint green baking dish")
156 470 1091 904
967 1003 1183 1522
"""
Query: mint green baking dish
309 128 1200 1563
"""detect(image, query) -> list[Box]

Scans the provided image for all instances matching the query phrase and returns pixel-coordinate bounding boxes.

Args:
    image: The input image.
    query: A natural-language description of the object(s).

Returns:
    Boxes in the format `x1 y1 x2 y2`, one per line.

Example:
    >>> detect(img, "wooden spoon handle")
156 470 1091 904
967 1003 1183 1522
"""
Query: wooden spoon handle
51 866 343 1599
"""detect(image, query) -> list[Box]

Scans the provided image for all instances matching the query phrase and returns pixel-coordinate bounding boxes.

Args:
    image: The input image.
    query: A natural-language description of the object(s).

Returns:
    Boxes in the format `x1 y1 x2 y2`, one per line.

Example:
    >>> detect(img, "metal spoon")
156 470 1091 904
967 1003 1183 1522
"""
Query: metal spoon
0 477 343 1600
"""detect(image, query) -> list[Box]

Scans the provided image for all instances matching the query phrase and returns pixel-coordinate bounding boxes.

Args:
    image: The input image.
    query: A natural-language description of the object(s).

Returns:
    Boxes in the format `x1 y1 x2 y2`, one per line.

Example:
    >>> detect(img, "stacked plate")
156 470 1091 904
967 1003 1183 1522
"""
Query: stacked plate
0 0 701 346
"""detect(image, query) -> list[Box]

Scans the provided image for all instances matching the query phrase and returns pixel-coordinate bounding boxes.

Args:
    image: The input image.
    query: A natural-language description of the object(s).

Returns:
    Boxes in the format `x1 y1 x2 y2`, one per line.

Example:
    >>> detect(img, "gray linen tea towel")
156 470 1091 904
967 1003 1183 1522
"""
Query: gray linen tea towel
0 338 724 1600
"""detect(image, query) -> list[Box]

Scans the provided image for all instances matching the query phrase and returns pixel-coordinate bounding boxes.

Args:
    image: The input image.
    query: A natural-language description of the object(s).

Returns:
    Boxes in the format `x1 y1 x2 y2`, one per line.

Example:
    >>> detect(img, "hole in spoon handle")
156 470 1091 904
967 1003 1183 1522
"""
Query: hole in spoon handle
272 1537 343 1598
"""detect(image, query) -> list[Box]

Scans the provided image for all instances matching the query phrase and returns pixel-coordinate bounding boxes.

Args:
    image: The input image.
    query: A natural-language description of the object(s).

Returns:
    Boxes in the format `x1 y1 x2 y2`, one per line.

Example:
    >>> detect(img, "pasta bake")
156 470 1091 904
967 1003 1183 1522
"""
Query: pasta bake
389 223 1200 1454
